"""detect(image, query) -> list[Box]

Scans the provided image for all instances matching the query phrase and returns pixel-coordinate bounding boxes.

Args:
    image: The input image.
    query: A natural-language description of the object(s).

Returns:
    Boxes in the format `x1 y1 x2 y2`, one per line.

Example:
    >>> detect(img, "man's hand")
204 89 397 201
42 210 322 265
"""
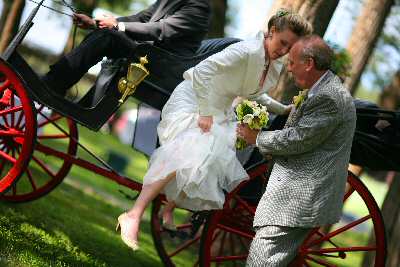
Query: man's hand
95 14 118 30
198 115 213 133
236 123 259 145
73 13 96 29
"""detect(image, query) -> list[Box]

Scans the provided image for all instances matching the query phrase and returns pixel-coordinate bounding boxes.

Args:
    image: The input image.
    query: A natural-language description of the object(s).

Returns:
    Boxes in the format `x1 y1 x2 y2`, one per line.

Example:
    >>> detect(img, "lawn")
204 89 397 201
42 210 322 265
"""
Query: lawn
0 120 166 267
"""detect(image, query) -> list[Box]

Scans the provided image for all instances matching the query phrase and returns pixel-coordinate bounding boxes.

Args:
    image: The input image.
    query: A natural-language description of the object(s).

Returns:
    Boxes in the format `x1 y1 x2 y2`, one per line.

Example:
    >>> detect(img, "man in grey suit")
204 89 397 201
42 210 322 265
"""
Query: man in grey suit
43 0 211 95
237 35 356 266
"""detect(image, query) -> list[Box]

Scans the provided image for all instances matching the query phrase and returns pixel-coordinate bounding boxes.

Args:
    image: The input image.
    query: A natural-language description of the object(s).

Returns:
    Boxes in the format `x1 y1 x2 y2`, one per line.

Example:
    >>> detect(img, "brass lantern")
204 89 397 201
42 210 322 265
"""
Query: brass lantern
117 56 149 104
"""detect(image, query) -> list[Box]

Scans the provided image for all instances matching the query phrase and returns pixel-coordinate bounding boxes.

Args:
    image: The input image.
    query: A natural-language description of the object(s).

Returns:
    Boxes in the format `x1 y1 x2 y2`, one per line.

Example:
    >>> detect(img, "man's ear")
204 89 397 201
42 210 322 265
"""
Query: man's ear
305 57 314 72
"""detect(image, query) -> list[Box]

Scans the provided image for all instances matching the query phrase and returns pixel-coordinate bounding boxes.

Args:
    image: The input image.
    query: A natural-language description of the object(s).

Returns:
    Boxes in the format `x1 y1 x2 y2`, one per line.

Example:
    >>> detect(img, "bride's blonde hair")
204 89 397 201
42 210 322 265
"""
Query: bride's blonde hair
266 9 313 37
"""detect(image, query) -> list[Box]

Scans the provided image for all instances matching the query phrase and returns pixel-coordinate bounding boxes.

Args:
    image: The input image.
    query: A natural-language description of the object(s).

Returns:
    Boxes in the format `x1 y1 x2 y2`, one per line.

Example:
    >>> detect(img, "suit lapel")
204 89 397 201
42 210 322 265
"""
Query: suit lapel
150 0 185 22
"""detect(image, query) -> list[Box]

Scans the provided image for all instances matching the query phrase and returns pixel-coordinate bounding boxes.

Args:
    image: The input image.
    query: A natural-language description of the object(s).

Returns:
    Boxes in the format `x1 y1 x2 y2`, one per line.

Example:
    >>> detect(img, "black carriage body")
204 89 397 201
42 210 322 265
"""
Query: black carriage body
350 99 400 171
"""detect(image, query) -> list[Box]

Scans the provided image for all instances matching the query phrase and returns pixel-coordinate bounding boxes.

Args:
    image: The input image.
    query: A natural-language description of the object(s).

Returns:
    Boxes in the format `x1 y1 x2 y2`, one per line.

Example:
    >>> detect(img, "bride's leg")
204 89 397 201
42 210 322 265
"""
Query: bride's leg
162 200 177 228
119 172 177 244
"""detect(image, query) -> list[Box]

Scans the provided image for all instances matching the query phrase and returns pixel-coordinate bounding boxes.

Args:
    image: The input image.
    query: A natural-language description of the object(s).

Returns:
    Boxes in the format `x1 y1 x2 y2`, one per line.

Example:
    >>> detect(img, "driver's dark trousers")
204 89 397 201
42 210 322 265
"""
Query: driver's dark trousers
43 29 141 95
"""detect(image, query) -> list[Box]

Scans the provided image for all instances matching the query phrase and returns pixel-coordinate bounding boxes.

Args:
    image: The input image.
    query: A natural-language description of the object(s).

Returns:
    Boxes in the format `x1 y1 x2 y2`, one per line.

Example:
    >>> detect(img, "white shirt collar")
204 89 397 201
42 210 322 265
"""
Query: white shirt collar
308 70 329 98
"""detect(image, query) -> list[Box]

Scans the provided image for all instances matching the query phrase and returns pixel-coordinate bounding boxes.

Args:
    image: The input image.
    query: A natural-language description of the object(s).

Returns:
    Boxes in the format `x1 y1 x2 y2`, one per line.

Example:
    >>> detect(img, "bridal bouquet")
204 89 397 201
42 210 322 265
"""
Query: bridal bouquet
235 99 269 150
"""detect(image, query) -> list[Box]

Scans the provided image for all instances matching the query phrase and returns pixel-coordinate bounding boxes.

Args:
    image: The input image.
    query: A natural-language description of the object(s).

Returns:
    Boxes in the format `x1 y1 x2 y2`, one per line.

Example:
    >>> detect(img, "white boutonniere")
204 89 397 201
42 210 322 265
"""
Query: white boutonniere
292 89 309 109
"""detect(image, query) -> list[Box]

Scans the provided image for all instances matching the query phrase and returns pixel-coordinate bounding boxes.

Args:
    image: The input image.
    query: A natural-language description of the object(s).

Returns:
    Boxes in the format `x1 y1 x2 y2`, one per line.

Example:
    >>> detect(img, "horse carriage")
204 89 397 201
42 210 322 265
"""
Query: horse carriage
1 2 398 266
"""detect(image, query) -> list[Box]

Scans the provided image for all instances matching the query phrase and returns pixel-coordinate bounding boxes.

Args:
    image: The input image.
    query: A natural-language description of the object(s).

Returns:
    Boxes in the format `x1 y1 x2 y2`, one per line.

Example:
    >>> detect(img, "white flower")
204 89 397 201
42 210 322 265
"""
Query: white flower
243 114 254 124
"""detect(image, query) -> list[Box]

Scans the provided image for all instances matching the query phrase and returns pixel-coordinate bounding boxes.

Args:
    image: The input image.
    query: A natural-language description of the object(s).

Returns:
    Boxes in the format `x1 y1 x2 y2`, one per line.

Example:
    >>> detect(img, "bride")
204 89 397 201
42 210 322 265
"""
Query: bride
116 9 312 251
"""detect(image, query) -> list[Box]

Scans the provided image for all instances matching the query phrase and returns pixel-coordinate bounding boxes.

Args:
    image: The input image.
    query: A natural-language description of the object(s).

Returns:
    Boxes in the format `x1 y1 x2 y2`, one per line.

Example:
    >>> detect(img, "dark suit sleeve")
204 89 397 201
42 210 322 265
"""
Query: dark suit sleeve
120 0 210 42
117 1 158 23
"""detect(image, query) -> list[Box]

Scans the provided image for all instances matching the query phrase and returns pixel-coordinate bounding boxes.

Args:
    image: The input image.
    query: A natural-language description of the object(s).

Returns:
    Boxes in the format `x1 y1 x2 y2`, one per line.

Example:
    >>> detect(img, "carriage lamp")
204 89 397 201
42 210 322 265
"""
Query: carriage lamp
117 56 149 104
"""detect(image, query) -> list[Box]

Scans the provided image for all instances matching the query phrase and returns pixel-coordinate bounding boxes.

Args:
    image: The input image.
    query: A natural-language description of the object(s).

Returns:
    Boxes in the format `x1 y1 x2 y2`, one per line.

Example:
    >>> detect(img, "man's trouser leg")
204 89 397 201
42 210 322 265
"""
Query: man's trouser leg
43 29 138 95
246 225 311 267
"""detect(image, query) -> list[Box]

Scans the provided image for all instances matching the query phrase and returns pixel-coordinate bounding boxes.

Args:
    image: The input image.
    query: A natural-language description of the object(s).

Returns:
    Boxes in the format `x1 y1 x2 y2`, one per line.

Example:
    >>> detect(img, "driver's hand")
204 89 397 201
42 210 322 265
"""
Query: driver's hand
95 14 118 29
198 115 213 133
73 13 96 29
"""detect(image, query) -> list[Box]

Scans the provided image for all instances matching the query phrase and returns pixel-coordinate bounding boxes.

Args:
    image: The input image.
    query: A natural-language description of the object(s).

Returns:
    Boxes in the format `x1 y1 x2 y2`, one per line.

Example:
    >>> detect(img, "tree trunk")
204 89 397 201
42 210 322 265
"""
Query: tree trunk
379 71 400 110
267 0 340 103
0 0 26 53
208 0 227 38
0 0 12 34
344 0 395 94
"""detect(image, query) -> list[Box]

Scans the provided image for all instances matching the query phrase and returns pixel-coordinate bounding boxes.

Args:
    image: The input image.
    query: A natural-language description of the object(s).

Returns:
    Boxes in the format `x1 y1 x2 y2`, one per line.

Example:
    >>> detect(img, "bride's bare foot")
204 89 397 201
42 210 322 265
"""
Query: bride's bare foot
160 202 177 231
116 213 140 251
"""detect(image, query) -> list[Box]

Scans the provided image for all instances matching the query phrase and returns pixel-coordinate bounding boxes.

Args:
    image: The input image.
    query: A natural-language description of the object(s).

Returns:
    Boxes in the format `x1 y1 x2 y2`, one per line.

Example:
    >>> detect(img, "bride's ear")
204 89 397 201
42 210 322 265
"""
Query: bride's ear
268 26 276 38
266 26 276 38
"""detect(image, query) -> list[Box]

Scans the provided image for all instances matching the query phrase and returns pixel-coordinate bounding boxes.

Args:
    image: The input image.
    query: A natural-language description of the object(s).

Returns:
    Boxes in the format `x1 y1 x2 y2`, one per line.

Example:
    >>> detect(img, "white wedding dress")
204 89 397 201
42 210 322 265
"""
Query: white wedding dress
143 80 248 211
142 32 286 211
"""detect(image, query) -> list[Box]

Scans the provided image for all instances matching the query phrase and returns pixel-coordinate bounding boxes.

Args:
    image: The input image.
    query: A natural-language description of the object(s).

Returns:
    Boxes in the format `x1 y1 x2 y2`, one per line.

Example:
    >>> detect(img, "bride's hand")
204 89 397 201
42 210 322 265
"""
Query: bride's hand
284 104 294 115
198 115 213 132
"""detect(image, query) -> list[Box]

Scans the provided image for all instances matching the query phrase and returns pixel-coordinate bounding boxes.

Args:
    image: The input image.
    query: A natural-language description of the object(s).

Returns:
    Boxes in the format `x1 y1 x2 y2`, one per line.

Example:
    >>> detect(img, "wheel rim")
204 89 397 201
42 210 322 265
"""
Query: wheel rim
296 172 386 267
0 104 78 202
199 169 386 267
0 60 36 195
151 196 204 267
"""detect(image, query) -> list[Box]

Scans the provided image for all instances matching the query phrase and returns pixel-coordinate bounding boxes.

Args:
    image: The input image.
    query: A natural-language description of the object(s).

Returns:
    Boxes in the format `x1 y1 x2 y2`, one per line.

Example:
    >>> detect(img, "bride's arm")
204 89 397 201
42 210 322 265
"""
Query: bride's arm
190 42 248 116
255 93 292 115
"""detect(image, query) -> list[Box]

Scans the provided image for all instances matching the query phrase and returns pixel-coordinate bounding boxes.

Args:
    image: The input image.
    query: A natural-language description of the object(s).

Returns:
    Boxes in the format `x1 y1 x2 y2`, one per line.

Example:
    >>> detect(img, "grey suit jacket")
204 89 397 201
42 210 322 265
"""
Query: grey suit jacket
254 71 356 228
117 0 211 56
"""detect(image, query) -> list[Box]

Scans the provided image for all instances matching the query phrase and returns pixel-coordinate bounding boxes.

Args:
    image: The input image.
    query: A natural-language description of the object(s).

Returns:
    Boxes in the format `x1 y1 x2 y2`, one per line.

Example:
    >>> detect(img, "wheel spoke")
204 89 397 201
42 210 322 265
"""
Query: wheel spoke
37 113 63 128
37 134 70 140
168 235 201 258
31 155 57 178
308 245 378 254
0 149 16 163
343 184 355 202
0 105 23 117
304 255 337 267
25 167 38 191
0 129 24 137
307 215 371 247
216 223 254 240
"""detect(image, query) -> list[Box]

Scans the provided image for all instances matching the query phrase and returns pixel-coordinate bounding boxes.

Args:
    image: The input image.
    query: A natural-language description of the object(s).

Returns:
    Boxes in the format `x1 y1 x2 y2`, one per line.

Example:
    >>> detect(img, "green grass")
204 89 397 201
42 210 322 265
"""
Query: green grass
0 122 164 267
0 182 162 267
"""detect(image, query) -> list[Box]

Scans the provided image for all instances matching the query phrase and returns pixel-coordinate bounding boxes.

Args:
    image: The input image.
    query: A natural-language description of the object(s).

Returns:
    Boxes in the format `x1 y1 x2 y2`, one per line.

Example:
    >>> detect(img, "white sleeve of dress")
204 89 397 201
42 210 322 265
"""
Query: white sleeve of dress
255 93 288 115
191 43 247 116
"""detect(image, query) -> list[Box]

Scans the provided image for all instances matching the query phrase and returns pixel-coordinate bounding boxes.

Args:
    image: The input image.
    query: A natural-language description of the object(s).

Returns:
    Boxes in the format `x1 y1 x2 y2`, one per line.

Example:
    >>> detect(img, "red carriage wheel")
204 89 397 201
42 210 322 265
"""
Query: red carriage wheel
0 59 36 196
199 162 267 267
0 103 78 202
199 169 386 267
151 195 206 267
293 172 386 267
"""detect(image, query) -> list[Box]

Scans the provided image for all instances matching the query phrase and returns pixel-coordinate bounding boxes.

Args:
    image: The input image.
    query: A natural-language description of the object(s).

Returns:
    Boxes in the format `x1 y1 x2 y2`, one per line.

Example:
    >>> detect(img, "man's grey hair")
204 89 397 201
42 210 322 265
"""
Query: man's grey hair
298 35 333 71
